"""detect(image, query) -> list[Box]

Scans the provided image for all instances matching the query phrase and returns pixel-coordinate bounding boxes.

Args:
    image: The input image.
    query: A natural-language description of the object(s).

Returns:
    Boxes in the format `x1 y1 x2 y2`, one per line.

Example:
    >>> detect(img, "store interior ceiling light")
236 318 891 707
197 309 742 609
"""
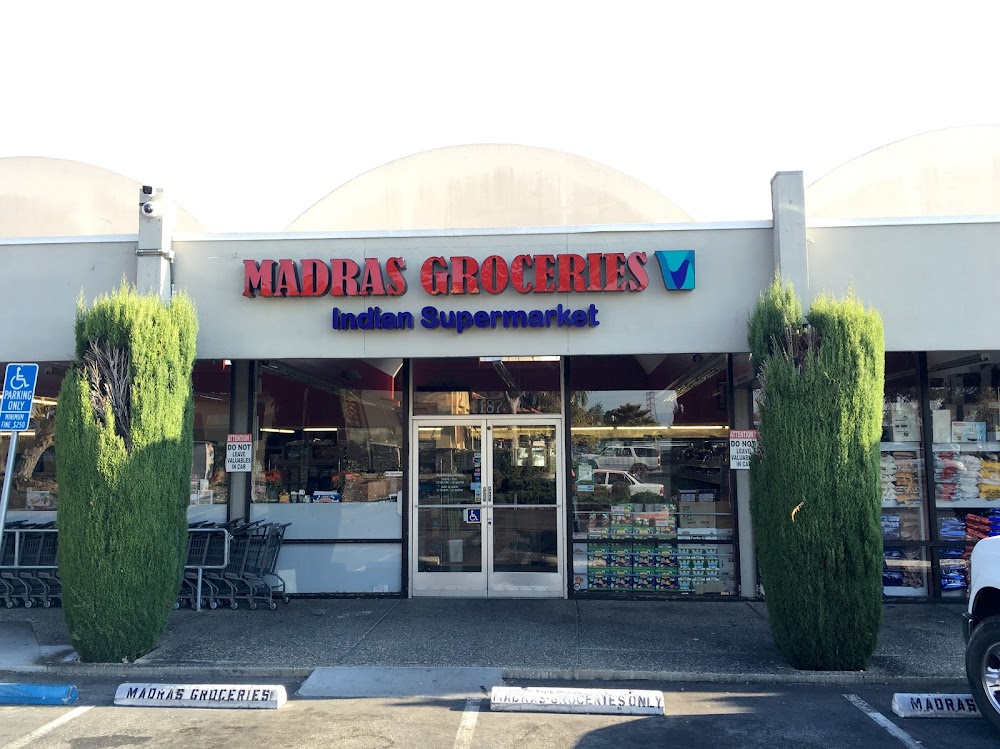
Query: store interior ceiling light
302 427 339 432
0 430 35 437
260 427 296 434
928 353 992 373
32 397 58 406
571 425 729 432
478 356 560 362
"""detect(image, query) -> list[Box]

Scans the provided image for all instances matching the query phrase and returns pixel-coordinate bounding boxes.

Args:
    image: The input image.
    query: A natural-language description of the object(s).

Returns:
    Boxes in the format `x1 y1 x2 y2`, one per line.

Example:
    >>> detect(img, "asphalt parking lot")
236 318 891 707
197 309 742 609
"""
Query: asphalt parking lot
0 674 996 749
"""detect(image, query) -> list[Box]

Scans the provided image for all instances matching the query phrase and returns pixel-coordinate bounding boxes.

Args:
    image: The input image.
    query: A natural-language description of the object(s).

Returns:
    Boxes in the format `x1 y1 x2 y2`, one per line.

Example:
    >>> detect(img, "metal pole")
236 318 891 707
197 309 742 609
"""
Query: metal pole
0 431 19 534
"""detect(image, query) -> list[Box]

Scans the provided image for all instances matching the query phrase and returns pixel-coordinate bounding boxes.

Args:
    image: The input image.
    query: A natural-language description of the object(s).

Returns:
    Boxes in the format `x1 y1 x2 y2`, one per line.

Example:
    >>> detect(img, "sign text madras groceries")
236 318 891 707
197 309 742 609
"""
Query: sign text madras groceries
242 251 695 335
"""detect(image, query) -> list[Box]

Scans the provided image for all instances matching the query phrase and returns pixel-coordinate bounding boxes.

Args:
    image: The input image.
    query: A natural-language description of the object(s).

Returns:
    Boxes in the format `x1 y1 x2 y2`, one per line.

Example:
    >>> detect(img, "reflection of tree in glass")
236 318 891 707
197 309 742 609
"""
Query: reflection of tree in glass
491 443 554 503
14 404 56 489
570 391 604 426
602 402 657 426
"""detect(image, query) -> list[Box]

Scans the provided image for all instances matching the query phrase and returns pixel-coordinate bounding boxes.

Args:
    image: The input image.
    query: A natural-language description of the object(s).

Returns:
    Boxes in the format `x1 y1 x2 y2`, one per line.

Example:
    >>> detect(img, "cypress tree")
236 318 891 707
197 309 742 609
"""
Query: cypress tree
56 283 198 663
748 278 884 670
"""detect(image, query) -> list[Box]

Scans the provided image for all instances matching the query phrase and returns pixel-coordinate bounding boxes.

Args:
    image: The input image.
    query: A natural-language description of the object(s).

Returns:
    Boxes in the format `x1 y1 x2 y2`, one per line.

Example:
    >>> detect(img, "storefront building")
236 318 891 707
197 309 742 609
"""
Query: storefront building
3 132 1000 602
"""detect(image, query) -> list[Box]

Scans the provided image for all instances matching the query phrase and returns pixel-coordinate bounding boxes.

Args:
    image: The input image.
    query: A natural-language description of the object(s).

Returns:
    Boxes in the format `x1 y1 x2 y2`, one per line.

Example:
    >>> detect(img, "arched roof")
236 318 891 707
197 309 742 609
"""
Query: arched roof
287 144 692 231
0 156 205 237
806 125 1000 220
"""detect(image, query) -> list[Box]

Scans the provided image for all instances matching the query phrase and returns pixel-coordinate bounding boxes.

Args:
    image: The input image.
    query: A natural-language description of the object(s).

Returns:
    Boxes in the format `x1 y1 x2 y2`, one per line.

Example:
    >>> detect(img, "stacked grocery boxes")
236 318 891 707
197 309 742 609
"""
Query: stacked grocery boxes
573 541 679 592
572 501 678 592
676 491 733 541
676 545 734 594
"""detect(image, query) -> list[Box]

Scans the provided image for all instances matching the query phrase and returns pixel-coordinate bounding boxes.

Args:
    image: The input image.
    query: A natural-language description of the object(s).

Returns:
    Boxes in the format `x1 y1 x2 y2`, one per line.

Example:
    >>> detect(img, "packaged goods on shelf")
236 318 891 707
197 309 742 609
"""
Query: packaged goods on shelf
881 513 901 540
939 547 969 590
883 547 924 588
966 512 1000 541
939 517 967 541
881 449 923 505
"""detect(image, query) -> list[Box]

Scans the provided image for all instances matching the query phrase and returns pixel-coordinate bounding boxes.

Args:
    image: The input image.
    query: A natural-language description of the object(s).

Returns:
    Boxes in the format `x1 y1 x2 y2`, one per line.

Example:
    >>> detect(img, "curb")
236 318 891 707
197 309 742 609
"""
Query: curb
3 663 969 688
5 664 312 680
500 668 970 687
0 683 79 705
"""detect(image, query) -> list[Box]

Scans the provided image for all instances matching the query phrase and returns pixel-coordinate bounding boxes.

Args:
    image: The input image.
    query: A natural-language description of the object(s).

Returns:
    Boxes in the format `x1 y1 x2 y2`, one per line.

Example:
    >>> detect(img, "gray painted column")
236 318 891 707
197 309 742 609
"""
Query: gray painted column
135 186 174 301
733 387 757 597
770 171 807 293
227 360 254 522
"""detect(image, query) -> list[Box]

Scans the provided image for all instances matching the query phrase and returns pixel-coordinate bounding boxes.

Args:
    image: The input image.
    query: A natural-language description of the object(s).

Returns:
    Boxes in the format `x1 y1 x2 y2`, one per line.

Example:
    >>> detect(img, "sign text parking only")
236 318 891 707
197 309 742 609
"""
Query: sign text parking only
0 364 38 431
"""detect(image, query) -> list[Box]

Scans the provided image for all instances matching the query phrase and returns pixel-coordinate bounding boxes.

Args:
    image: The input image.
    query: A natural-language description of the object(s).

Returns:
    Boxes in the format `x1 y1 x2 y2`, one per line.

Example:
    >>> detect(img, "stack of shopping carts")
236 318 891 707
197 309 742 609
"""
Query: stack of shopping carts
177 519 291 611
1 521 60 609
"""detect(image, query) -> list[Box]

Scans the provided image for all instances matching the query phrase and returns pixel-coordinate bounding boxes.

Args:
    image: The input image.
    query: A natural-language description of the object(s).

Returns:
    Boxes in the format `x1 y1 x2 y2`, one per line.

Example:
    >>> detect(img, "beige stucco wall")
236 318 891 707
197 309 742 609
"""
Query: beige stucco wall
807 220 1000 350
175 227 771 360
0 239 137 361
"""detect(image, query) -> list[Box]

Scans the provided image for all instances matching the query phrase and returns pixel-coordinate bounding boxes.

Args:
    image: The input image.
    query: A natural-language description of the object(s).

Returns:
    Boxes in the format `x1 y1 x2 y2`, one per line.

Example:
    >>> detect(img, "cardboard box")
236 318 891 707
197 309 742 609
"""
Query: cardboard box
631 544 657 568
633 570 659 591
890 402 920 442
952 421 987 443
656 575 679 591
587 546 612 566
932 409 952 443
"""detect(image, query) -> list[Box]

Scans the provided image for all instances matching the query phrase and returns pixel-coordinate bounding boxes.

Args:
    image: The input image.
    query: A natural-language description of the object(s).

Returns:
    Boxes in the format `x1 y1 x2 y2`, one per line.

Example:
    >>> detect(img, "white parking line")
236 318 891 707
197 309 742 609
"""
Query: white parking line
2 705 93 749
844 694 921 749
453 698 480 749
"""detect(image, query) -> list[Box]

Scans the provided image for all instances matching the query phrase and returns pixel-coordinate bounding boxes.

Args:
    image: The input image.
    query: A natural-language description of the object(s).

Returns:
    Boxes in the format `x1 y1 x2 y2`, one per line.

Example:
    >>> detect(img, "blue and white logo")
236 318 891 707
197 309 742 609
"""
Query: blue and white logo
0 363 39 432
654 250 695 290
464 508 481 524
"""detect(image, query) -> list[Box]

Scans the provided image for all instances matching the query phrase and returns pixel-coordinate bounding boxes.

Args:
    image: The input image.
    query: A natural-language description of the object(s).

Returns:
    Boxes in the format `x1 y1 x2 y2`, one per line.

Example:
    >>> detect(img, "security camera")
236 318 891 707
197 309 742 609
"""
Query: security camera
141 201 160 218
142 185 156 197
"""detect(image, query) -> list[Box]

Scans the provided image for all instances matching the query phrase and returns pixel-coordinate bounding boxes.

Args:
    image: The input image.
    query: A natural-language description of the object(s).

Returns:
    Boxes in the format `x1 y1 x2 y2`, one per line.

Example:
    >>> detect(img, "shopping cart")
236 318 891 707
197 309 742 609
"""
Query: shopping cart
205 520 291 610
176 525 230 611
1 523 60 608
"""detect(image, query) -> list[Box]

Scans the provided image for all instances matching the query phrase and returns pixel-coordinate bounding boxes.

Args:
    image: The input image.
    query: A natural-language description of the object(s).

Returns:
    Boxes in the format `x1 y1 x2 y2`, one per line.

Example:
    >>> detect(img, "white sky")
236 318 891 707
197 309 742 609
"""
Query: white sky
3 1 1000 232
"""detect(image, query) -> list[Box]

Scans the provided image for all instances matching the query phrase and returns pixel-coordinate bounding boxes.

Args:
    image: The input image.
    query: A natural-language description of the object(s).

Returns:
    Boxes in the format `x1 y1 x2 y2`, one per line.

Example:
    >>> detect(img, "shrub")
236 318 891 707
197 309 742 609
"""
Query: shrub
56 284 198 662
748 277 884 670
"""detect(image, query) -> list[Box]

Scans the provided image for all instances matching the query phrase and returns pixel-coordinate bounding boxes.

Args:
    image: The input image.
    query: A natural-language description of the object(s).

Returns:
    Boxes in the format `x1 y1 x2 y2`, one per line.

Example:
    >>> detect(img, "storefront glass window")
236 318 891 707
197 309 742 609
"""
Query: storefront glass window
880 352 930 597
927 350 1000 599
413 357 560 415
569 354 736 596
0 361 231 525
0 362 68 522
188 362 233 524
251 359 403 536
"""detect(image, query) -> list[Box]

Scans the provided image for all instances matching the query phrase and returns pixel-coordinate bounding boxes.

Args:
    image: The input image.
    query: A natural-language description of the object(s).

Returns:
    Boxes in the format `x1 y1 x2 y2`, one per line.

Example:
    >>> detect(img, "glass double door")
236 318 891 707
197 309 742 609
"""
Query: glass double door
411 417 564 597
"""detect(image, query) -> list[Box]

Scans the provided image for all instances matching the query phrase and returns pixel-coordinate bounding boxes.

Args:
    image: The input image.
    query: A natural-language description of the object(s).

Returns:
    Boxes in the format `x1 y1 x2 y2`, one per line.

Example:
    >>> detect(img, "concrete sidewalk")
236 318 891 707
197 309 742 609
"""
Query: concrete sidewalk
0 599 970 685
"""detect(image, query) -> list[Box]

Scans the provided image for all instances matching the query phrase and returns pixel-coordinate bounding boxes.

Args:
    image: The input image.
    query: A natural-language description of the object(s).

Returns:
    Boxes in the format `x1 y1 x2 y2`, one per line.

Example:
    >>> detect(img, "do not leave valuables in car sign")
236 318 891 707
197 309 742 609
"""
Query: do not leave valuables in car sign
225 433 252 472
729 430 758 470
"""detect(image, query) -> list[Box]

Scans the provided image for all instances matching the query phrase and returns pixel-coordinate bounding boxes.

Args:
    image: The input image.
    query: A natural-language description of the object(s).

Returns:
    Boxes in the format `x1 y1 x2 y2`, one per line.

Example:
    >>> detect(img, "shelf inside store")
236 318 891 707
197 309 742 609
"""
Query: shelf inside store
932 442 1000 452
879 442 923 451
883 585 929 598
669 470 723 485
935 499 1000 508
881 501 924 509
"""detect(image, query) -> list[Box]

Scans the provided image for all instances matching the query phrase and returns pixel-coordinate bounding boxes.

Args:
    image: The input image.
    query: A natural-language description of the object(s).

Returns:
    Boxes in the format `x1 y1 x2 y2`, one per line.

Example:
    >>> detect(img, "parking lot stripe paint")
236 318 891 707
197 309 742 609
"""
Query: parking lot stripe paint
452 698 480 749
0 684 79 705
1 705 92 749
844 694 921 749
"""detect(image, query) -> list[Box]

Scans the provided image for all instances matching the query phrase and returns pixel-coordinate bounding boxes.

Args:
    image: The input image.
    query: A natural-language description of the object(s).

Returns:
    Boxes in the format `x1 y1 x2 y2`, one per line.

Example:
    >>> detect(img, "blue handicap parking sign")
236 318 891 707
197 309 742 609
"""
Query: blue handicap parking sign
464 508 481 524
0 364 39 432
